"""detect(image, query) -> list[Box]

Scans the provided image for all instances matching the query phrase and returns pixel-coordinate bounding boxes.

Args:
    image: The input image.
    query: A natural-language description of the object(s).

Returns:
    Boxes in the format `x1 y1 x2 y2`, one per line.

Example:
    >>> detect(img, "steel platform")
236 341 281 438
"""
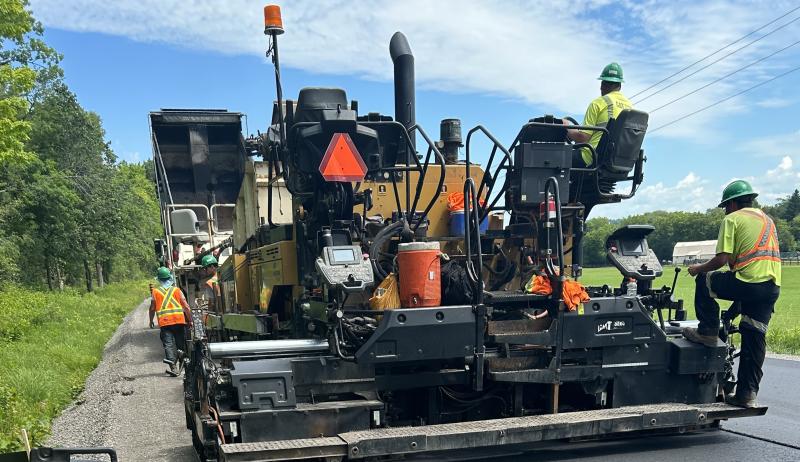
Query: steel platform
220 402 766 461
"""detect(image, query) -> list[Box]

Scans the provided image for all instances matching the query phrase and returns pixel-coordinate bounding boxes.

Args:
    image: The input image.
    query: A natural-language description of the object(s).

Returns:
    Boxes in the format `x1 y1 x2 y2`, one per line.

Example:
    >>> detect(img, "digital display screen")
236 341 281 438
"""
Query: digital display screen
621 239 644 255
331 248 357 263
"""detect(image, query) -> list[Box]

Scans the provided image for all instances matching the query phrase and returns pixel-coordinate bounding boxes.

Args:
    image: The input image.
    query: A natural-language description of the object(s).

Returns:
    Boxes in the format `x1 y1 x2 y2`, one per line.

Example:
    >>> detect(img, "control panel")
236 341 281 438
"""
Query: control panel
605 225 663 281
315 245 374 293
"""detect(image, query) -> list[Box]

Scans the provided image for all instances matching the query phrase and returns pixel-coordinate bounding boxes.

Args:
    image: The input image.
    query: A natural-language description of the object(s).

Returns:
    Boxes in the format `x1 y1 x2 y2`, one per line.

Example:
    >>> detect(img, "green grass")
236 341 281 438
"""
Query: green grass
581 265 800 354
0 281 147 453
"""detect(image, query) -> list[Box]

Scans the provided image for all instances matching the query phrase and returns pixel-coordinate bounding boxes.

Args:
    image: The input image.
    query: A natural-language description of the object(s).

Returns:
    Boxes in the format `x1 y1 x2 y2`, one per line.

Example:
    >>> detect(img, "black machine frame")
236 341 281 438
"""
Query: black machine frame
175 23 765 462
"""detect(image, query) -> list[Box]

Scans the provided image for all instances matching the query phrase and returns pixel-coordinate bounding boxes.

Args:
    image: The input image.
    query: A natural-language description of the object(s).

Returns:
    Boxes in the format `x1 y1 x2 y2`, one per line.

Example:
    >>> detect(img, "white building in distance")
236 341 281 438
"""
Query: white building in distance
673 240 718 265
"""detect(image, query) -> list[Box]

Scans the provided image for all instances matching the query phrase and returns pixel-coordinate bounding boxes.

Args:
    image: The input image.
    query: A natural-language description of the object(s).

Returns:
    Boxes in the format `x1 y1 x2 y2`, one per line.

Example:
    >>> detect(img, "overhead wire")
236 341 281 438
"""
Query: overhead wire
649 64 800 133
648 37 800 113
630 5 800 100
634 13 800 105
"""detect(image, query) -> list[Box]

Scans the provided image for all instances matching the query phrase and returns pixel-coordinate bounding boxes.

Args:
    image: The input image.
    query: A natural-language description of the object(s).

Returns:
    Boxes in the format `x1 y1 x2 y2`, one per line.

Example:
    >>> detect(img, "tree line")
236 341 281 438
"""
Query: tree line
582 190 800 266
0 0 161 291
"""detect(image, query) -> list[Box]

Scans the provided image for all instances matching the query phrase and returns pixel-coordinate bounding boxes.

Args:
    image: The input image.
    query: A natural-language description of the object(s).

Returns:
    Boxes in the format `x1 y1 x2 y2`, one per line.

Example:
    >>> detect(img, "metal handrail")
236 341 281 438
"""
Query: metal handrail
406 124 446 232
463 178 484 305
464 125 513 221
210 204 236 234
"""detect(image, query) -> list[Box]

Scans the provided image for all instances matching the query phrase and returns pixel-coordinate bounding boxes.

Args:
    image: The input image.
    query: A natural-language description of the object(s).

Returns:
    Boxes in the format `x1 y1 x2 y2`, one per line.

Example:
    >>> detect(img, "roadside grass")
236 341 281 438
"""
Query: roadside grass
0 281 148 453
581 265 800 354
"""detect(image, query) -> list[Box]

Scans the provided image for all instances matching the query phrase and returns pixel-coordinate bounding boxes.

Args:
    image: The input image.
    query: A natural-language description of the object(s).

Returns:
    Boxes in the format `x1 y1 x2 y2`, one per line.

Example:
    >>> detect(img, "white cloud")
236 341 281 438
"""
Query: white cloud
767 155 793 174
756 97 794 108
755 155 800 202
28 0 800 140
596 172 711 218
596 154 800 218
737 129 800 157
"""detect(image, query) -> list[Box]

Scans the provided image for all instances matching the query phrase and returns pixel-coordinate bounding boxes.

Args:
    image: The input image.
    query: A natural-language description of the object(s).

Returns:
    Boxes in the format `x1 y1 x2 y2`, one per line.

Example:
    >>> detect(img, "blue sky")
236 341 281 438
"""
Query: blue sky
29 0 800 218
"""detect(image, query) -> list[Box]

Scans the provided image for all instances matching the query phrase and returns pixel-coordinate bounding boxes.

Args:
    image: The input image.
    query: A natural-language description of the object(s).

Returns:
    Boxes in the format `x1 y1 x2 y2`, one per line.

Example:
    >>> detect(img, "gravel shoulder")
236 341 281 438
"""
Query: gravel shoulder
47 299 197 461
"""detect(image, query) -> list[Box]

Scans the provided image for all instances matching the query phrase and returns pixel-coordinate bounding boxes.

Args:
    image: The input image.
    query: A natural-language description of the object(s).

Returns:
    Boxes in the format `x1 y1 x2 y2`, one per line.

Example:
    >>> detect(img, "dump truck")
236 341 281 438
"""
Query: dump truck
150 6 766 462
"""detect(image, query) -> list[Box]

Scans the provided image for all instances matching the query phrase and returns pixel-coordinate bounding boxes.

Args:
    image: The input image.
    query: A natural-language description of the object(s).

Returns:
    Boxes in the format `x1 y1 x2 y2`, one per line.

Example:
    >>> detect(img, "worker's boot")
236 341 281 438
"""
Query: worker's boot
176 350 185 374
726 391 758 408
163 359 178 377
682 327 718 348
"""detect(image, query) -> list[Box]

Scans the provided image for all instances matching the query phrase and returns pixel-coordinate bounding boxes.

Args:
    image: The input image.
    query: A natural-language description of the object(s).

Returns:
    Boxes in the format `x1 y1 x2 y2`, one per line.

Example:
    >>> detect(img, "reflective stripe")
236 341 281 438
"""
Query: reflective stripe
706 272 718 298
602 95 614 120
734 249 782 265
741 314 769 334
160 287 176 311
732 209 780 271
758 217 773 246
158 307 184 315
152 286 185 326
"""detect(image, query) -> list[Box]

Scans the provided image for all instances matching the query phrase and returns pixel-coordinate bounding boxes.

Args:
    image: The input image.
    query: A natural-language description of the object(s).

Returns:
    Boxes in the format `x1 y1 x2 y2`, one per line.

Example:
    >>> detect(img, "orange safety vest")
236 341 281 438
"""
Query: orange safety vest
732 209 781 270
151 286 186 327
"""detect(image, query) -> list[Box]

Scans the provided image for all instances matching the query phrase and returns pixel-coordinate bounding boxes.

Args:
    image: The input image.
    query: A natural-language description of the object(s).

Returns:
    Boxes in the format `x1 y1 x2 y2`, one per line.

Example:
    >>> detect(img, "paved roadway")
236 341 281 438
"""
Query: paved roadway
435 357 800 462
50 301 799 461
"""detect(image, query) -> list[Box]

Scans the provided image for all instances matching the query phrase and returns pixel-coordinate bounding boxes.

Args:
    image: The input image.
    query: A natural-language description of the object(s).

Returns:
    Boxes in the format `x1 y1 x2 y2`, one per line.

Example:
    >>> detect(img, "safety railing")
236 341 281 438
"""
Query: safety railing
464 125 513 222
463 178 484 305
210 204 236 234
164 203 235 269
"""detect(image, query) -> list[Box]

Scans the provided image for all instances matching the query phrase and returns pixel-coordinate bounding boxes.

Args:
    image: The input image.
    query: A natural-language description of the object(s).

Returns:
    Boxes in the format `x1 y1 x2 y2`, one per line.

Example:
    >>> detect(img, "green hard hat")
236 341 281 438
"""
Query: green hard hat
156 266 172 280
598 62 624 83
719 179 758 207
201 254 218 267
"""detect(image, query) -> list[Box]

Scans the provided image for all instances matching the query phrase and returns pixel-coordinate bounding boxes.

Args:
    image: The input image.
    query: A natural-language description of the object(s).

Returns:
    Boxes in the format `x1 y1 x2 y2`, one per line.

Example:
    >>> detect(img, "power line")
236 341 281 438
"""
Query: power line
650 64 800 133
630 5 800 100
649 38 800 113
633 10 800 104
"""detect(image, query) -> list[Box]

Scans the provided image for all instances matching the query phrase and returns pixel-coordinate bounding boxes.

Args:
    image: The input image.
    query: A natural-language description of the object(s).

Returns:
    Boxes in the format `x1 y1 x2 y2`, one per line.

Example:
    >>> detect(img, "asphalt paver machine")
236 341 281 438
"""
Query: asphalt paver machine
167 6 766 461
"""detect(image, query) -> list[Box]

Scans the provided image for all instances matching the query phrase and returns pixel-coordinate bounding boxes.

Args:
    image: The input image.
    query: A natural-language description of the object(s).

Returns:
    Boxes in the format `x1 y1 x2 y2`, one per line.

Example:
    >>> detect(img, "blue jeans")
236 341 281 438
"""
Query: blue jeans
159 324 186 364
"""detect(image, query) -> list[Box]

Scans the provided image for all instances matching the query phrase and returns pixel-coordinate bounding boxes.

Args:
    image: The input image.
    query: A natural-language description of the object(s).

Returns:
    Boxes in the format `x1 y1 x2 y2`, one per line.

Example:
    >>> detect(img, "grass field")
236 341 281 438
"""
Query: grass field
0 281 147 453
581 265 800 354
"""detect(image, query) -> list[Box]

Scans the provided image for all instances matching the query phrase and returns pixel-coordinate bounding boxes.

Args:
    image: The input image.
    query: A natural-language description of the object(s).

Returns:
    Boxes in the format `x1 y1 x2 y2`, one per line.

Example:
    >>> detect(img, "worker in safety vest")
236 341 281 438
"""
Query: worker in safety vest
684 180 781 408
564 62 633 167
149 266 192 377
200 254 220 312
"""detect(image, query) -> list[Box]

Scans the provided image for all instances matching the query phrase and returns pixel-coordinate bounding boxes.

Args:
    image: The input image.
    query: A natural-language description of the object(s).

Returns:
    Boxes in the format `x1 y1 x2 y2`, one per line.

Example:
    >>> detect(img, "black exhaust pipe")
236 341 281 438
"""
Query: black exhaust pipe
390 32 415 161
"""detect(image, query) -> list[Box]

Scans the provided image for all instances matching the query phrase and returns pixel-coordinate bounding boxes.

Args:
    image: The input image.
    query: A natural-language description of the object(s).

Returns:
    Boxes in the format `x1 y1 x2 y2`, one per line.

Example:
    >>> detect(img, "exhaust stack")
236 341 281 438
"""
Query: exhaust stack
390 32 416 160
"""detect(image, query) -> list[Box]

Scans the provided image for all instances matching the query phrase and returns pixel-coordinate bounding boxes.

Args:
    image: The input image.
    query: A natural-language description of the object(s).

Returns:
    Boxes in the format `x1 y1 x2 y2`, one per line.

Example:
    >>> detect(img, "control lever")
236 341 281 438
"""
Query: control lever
668 267 687 321
669 266 681 295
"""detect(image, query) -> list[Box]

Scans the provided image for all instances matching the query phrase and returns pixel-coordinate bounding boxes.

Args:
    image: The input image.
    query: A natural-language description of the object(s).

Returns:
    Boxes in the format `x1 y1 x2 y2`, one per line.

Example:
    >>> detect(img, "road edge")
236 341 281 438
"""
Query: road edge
45 299 150 448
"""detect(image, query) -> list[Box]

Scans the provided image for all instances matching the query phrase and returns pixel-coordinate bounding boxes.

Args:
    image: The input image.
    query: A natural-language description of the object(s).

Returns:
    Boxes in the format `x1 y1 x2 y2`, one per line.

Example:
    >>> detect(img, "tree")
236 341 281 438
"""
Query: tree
774 218 797 252
0 1 160 291
24 84 119 290
0 0 61 165
4 160 81 288
108 163 162 279
791 216 800 244
581 217 617 266
784 189 800 222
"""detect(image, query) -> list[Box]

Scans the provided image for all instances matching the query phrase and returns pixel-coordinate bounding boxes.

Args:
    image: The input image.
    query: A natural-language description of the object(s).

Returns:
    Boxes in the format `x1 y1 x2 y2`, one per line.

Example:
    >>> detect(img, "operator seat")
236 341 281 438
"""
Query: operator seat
593 109 648 194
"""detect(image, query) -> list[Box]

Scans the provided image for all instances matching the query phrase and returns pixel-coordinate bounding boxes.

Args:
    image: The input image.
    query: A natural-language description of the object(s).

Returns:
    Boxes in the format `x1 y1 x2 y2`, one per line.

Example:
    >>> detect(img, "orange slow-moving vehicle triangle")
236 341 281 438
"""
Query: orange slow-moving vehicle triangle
319 132 368 182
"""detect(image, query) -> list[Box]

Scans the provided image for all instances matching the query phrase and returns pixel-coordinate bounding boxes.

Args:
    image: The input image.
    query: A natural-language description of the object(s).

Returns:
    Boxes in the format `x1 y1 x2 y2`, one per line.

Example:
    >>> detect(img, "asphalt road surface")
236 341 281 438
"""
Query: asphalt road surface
49 300 799 461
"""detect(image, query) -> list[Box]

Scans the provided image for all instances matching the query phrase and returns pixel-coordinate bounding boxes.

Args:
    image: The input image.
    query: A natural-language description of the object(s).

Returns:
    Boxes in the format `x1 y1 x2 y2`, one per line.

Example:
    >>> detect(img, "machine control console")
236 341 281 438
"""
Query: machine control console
606 225 663 281
316 245 374 293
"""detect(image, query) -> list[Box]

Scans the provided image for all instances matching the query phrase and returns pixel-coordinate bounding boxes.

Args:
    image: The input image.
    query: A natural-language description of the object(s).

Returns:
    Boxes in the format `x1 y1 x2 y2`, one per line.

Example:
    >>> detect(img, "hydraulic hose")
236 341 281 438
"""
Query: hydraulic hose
369 220 404 281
